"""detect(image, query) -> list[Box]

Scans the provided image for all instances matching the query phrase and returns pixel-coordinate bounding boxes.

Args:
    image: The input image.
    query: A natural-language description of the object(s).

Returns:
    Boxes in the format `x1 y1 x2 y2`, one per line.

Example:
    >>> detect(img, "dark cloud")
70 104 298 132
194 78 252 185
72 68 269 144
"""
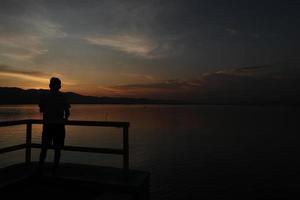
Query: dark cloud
115 79 197 90
108 63 300 103
234 65 272 72
3 0 297 64
0 64 49 76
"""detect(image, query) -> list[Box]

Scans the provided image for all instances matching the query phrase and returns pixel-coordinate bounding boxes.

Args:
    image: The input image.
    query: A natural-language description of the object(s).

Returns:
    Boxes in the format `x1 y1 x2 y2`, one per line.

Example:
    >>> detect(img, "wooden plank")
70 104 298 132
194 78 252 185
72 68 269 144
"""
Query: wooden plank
25 123 32 164
30 143 124 155
0 162 151 200
0 120 29 127
0 144 26 154
0 119 129 128
0 119 130 170
123 126 129 171
29 119 130 128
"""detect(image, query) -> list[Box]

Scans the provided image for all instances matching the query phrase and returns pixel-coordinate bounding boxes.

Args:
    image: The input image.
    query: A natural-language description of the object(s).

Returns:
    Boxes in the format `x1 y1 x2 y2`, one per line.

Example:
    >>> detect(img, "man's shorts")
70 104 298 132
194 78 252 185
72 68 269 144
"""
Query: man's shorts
41 124 65 149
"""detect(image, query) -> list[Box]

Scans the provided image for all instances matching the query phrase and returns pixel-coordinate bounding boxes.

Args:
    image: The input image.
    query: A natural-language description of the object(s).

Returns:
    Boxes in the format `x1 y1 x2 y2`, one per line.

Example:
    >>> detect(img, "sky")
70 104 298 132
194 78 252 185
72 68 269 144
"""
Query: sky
0 0 300 102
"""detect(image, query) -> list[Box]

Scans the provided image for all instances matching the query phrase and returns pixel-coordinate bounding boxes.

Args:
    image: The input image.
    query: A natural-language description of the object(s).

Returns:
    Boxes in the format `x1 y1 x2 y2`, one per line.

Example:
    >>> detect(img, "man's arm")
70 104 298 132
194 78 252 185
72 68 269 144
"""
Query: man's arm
65 108 70 120
64 96 71 120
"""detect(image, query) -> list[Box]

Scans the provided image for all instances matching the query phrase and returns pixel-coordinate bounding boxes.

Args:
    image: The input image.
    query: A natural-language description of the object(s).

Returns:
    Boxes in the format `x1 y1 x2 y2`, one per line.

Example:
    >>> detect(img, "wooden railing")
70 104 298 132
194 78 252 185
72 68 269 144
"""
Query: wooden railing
0 119 130 171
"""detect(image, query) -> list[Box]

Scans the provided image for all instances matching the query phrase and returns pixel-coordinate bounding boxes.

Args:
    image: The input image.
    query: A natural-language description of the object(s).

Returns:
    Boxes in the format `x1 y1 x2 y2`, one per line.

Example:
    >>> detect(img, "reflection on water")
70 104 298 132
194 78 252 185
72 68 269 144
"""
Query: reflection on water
0 105 300 199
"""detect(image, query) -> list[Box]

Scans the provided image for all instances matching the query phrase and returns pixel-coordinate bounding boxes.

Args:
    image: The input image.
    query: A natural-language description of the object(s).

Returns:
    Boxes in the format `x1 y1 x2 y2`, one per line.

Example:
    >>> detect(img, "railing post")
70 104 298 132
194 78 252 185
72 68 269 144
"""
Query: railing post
123 126 129 171
25 121 32 164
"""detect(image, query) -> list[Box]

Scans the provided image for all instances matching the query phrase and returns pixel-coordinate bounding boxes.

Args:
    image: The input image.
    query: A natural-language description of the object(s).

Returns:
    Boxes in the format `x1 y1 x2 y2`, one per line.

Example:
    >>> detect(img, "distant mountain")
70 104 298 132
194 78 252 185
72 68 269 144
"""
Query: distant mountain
0 87 188 104
2 62 300 106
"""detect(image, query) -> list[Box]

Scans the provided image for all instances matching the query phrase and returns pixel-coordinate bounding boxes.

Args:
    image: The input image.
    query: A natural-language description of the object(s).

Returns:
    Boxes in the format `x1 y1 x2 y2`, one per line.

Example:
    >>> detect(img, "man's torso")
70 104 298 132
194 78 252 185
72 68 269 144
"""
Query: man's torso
39 92 69 124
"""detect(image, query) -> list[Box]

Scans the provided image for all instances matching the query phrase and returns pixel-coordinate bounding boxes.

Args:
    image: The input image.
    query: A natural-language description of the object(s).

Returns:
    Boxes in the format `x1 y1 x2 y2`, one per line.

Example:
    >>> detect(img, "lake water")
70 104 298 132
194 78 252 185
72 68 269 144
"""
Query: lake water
0 105 300 199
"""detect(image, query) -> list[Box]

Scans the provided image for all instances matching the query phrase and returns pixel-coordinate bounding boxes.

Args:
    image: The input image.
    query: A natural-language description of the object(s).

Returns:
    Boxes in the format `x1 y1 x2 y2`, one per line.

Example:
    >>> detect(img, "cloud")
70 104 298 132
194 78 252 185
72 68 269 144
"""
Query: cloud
0 33 44 61
22 16 67 38
0 4 66 63
0 64 51 83
95 64 300 103
217 63 300 79
97 78 203 99
114 79 198 90
225 28 238 35
121 73 156 82
214 65 272 76
0 64 76 89
84 34 177 59
85 34 155 58
234 65 271 72
0 64 49 76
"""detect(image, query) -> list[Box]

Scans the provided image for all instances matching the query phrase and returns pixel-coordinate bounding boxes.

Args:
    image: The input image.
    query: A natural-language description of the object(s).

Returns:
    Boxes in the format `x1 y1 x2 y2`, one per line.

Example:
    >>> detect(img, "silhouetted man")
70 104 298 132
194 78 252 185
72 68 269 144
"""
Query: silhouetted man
39 77 70 175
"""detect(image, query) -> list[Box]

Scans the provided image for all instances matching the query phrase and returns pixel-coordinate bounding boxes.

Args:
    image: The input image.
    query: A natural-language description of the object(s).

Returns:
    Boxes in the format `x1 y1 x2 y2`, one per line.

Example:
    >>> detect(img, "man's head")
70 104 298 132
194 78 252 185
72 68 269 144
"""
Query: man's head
49 77 61 91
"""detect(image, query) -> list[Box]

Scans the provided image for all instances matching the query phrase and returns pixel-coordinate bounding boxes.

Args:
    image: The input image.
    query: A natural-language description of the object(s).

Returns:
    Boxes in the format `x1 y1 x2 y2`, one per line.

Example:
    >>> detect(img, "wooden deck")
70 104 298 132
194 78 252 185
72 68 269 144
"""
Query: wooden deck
0 162 150 200
0 119 151 200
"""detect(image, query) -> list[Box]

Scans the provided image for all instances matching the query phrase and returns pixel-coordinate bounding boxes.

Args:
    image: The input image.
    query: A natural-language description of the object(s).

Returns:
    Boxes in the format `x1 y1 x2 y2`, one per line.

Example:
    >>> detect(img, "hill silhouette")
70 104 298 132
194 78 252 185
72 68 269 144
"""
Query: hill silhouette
0 87 186 104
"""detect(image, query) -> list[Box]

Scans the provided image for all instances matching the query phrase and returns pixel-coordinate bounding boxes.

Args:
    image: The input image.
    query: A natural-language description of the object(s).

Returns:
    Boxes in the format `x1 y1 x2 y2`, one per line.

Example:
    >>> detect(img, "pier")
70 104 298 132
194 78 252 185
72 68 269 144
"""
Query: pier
0 119 150 199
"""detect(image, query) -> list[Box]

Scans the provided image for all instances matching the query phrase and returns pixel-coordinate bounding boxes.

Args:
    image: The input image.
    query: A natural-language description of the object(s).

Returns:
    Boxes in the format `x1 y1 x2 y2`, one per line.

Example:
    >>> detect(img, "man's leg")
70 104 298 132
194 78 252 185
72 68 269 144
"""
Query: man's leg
52 125 65 175
39 125 51 174
39 147 48 165
53 148 61 175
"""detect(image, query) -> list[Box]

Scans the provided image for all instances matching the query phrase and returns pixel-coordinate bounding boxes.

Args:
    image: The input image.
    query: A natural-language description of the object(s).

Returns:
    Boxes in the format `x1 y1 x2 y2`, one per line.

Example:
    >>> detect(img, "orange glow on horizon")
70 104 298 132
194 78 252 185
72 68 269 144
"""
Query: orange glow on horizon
0 72 50 83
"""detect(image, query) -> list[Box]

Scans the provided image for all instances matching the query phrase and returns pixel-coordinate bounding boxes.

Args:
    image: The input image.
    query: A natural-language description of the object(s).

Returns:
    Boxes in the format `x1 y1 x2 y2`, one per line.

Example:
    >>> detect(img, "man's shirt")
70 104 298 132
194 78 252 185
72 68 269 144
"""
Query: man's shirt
39 91 70 124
